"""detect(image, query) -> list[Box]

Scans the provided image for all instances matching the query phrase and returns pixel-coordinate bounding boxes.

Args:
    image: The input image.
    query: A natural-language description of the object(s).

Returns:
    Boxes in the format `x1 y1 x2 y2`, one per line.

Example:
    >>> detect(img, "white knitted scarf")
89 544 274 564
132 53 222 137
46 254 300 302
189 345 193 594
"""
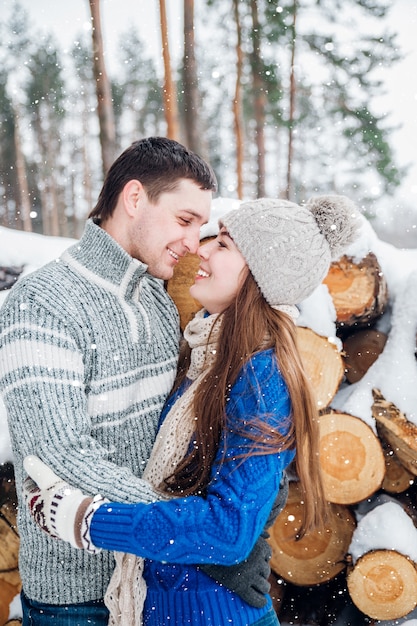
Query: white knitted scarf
105 309 221 625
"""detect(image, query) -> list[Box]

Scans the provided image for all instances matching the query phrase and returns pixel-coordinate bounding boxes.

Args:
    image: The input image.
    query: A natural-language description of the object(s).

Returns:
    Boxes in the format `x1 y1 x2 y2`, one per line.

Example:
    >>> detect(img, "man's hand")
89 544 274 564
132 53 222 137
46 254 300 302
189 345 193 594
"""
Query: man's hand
23 455 106 554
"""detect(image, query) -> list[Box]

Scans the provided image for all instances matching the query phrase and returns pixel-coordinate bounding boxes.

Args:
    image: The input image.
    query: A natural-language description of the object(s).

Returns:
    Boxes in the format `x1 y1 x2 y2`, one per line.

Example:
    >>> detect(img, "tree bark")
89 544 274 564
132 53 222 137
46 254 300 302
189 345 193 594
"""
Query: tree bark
159 0 180 140
88 0 116 176
342 328 388 383
250 0 266 198
232 0 244 199
13 103 32 232
183 0 203 153
286 0 297 200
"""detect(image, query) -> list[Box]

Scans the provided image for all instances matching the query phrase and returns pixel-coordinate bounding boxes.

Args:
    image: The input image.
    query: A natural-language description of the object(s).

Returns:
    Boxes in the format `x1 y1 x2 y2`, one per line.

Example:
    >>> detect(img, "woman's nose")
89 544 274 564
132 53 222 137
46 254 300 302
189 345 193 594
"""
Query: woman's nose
197 239 213 259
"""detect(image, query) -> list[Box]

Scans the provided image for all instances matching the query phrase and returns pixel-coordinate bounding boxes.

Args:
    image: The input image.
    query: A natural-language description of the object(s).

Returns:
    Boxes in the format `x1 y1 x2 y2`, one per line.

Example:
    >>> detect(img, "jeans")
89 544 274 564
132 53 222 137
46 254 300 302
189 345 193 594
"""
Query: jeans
21 590 279 626
252 607 280 626
21 591 109 626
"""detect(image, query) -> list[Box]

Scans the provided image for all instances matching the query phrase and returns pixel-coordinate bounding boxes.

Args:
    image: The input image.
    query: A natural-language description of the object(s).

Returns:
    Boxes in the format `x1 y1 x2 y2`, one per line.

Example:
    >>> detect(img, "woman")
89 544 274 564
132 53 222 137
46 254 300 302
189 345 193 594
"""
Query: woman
24 195 360 626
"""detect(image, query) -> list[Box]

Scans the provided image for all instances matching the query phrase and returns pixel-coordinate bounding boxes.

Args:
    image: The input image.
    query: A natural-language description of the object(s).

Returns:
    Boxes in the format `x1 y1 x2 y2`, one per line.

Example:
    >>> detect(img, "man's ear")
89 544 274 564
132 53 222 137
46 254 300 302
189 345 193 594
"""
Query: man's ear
122 180 145 218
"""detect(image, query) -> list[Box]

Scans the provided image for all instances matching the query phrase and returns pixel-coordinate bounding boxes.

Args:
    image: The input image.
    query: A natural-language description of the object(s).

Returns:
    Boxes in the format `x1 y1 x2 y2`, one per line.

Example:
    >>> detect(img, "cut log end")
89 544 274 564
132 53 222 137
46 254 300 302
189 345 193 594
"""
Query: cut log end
318 411 385 504
268 481 355 586
373 388 417 477
296 327 344 410
380 437 415 494
323 253 388 329
347 549 417 620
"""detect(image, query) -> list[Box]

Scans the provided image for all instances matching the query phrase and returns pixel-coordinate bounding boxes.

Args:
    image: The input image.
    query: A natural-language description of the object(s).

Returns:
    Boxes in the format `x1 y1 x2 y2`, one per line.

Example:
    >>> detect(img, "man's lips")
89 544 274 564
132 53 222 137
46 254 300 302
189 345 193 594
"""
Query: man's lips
167 248 179 261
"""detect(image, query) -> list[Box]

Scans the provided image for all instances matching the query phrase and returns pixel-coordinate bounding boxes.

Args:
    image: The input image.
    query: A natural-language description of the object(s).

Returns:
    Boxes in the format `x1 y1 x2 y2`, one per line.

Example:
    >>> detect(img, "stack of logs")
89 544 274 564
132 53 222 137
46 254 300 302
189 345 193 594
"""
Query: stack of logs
1 246 417 624
0 464 20 626
167 242 417 624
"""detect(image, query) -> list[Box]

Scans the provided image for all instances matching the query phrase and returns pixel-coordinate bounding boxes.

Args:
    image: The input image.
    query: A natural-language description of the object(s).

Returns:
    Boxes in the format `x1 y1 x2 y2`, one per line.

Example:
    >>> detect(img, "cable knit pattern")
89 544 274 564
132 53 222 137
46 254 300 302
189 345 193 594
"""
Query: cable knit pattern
0 219 180 604
221 196 361 306
105 310 221 625
90 314 296 625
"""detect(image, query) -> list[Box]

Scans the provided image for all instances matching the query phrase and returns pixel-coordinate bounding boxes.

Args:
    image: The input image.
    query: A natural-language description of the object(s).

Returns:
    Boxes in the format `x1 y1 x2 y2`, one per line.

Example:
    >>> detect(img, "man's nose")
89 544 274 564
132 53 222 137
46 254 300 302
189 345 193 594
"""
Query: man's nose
184 228 201 254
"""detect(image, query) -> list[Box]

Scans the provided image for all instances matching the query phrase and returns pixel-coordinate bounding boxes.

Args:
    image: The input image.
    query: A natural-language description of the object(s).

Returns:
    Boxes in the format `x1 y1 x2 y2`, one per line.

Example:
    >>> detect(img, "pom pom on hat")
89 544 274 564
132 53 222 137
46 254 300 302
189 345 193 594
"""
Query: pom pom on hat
221 195 361 306
306 195 360 260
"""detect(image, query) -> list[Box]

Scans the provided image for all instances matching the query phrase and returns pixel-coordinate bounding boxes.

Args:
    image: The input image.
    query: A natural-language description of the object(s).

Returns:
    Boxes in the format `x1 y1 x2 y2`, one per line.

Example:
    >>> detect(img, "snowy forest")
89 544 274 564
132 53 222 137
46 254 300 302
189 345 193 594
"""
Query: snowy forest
0 0 416 246
1 0 417 625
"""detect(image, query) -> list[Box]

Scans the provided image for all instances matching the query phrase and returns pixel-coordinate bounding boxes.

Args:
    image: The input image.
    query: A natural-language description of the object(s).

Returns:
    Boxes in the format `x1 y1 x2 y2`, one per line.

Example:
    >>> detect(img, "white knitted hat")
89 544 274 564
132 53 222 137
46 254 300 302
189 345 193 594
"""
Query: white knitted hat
221 195 361 306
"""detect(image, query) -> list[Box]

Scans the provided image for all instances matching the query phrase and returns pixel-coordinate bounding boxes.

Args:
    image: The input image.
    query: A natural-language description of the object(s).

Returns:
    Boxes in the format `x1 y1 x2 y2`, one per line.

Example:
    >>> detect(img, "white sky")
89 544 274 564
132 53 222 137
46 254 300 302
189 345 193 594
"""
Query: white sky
1 0 416 208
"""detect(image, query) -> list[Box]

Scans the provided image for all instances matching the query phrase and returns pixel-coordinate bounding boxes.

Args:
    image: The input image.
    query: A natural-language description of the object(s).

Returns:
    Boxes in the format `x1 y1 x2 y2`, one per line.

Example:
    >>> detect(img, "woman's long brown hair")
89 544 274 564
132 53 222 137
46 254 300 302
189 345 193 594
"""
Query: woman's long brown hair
163 272 328 536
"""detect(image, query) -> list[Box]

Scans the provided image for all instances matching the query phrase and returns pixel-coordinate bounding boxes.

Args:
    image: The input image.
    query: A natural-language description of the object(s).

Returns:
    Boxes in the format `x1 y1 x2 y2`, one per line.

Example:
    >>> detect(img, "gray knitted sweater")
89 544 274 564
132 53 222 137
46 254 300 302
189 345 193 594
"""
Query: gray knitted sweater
0 219 180 604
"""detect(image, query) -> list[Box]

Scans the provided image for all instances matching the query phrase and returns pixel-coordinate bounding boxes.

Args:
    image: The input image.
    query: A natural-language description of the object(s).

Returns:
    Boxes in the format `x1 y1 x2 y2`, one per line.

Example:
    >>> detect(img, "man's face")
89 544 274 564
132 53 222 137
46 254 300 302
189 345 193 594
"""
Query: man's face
128 179 212 281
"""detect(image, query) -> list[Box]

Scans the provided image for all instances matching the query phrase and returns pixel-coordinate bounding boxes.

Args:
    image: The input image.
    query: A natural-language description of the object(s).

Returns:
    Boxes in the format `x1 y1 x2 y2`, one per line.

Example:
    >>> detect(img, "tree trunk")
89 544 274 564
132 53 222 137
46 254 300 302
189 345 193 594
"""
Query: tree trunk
286 0 297 200
46 128 61 237
268 480 356 586
13 103 32 232
250 0 266 198
347 549 417 621
322 252 389 330
232 0 244 199
159 0 180 140
88 0 116 176
183 0 203 154
318 410 385 504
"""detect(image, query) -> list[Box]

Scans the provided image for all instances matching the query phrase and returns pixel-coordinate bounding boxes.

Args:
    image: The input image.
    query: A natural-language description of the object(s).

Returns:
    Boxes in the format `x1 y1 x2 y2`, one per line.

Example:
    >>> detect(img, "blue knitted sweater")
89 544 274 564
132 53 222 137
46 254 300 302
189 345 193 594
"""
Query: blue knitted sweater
91 349 295 625
0 220 180 604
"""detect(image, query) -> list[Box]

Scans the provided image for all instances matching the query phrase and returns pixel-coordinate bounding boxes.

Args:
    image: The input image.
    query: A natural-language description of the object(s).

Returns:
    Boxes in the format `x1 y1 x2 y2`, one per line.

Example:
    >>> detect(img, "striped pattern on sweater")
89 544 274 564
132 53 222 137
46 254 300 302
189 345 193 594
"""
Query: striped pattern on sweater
0 219 180 604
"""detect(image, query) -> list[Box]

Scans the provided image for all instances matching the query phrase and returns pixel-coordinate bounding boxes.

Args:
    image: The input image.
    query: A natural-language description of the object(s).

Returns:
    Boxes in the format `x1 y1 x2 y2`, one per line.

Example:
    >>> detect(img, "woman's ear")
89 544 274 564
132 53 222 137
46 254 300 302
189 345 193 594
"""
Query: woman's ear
122 179 145 218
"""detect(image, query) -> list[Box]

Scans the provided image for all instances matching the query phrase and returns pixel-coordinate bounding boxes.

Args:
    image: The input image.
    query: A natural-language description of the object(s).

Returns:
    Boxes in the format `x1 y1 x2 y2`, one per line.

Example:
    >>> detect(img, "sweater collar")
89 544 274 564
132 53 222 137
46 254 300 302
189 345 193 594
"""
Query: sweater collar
63 219 148 287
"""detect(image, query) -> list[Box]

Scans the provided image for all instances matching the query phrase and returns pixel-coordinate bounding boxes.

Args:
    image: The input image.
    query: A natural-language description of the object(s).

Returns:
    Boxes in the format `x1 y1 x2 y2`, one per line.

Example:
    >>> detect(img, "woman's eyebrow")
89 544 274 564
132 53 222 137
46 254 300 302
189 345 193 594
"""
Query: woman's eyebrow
218 227 232 239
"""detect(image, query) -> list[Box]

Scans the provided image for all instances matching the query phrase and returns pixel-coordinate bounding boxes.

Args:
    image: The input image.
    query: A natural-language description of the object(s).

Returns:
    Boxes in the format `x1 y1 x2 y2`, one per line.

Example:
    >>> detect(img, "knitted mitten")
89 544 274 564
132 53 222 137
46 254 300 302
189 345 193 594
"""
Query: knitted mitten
23 455 106 554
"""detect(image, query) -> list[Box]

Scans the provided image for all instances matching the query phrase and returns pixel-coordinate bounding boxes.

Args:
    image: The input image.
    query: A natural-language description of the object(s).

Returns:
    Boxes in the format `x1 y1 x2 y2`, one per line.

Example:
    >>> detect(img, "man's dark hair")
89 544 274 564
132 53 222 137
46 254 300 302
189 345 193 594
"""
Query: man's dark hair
89 137 217 220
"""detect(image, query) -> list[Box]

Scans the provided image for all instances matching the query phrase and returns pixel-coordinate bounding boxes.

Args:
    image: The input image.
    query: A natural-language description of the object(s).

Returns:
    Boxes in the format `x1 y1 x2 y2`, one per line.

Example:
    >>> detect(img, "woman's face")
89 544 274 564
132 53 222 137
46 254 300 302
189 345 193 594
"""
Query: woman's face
189 226 248 314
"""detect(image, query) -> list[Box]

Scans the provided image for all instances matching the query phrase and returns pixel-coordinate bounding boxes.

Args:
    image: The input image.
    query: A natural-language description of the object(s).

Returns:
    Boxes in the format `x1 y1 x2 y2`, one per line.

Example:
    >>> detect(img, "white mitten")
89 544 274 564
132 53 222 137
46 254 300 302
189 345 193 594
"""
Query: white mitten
23 455 107 554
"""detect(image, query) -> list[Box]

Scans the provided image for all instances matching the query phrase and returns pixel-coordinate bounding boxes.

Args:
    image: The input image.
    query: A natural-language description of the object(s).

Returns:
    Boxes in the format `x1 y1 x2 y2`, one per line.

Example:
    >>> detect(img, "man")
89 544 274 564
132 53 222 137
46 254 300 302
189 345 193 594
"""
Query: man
0 138 273 625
